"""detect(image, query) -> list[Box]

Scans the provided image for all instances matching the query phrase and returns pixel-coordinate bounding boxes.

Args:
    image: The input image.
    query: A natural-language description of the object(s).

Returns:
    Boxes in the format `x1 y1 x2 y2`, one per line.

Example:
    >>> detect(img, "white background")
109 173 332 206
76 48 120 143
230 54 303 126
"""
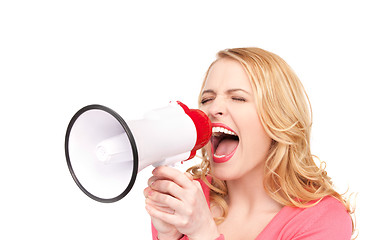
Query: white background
1 0 369 239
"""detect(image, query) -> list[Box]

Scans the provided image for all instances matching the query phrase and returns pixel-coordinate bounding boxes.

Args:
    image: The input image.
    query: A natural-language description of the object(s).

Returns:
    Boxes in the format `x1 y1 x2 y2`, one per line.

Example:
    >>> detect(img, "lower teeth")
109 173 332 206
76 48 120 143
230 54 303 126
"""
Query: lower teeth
214 154 226 158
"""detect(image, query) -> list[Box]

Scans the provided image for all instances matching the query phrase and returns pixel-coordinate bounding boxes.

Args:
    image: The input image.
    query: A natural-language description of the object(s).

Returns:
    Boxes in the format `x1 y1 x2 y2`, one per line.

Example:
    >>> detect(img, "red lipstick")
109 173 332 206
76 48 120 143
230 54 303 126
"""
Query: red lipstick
211 123 239 163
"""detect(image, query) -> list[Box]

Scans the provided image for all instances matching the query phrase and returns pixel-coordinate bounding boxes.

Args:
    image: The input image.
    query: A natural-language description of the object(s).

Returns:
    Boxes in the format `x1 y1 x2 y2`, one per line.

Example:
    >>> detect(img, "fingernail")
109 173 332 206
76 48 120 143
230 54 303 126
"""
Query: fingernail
148 179 155 186
148 190 153 197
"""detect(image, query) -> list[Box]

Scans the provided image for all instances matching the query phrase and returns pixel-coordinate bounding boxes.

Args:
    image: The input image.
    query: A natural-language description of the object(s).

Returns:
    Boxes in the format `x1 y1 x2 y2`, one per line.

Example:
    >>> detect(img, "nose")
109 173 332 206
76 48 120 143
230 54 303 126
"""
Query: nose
205 98 227 120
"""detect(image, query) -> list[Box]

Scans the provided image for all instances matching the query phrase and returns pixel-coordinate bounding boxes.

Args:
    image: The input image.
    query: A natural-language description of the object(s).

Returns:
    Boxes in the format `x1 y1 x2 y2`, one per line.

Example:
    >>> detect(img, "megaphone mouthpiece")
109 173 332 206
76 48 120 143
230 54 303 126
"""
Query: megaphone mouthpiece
175 101 212 159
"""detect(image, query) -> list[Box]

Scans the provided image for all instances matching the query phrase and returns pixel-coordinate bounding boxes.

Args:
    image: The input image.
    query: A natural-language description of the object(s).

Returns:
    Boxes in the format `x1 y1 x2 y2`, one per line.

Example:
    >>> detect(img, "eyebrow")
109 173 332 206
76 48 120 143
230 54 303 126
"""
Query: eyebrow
201 88 252 96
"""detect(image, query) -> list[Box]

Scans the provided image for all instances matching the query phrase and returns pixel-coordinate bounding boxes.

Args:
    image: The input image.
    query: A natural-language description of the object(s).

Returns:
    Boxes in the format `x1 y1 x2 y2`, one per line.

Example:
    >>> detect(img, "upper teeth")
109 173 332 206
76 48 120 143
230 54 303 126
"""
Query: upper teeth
212 127 237 136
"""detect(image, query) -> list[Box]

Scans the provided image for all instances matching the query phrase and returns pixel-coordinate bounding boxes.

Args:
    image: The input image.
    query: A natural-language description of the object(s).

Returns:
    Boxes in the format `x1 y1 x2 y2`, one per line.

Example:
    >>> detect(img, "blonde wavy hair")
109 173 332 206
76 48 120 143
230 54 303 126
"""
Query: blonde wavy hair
188 47 356 236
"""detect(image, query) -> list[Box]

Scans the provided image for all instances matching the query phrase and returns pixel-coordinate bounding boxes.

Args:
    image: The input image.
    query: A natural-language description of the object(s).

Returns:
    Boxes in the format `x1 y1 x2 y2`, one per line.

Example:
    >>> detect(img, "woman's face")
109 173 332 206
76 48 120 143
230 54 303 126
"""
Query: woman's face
200 58 272 180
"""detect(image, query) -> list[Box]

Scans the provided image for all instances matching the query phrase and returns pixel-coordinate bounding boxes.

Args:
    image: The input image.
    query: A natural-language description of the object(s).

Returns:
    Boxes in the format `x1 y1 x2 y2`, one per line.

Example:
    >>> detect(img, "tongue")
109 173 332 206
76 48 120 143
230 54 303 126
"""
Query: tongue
215 138 238 156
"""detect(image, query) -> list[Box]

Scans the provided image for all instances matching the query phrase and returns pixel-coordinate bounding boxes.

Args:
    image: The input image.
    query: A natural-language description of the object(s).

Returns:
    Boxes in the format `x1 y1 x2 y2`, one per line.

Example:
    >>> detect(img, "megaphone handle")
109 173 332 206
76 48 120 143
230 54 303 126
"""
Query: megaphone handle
152 151 191 167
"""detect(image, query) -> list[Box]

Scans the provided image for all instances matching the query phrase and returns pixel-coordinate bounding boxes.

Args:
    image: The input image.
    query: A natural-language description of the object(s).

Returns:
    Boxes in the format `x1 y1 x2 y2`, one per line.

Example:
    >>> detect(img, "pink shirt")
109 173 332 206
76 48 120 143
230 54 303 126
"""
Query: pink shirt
152 178 352 239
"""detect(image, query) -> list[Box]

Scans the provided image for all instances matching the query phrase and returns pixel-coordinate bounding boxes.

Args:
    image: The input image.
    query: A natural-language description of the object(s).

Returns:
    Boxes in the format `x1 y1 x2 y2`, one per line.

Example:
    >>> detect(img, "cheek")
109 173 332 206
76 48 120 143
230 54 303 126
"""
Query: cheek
240 115 272 158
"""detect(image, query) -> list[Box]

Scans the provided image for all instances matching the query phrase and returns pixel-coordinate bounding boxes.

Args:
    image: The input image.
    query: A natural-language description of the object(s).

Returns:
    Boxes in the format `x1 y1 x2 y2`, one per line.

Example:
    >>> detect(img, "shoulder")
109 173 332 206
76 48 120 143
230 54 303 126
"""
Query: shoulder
305 196 352 227
282 196 353 239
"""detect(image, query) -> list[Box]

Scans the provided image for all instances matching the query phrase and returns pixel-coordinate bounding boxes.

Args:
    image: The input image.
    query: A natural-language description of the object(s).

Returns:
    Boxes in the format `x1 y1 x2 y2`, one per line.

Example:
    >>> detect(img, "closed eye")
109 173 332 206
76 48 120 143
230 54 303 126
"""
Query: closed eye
232 96 246 102
200 97 214 105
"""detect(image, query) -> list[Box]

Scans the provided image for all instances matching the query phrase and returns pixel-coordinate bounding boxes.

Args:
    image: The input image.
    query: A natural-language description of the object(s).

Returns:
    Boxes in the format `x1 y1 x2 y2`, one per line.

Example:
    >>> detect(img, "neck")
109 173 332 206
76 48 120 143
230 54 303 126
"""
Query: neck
226 164 281 216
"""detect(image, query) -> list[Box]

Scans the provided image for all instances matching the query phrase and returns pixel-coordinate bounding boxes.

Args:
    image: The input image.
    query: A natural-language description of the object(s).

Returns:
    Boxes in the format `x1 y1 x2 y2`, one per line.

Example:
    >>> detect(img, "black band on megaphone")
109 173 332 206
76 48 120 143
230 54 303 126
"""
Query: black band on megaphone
65 104 139 203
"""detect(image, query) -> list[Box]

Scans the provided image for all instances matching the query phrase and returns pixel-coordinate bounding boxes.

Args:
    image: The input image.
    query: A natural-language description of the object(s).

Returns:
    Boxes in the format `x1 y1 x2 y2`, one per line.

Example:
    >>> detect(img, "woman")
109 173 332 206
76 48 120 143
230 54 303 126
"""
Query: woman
144 47 355 239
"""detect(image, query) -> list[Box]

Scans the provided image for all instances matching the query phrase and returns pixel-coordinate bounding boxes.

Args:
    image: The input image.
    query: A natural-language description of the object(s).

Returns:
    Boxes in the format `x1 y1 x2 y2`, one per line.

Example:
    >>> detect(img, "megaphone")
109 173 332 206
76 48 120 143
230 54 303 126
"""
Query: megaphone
65 101 211 203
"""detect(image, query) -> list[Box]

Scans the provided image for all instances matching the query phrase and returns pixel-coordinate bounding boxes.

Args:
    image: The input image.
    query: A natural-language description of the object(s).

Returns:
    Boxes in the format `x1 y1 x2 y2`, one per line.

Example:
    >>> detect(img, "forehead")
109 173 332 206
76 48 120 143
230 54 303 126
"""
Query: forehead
203 58 252 91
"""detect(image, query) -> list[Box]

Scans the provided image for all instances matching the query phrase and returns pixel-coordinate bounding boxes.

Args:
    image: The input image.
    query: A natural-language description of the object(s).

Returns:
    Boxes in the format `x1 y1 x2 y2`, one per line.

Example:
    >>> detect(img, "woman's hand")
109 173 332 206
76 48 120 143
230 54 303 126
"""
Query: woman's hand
144 166 220 240
144 168 185 240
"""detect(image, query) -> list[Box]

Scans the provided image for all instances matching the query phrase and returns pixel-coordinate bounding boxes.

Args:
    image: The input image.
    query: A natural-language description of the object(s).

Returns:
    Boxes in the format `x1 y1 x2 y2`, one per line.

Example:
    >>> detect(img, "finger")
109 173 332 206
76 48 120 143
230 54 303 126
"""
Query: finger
148 188 183 210
145 202 179 225
143 173 185 198
143 186 152 198
144 187 172 208
152 166 193 189
148 175 168 187
150 179 184 199
145 198 176 214
147 173 179 186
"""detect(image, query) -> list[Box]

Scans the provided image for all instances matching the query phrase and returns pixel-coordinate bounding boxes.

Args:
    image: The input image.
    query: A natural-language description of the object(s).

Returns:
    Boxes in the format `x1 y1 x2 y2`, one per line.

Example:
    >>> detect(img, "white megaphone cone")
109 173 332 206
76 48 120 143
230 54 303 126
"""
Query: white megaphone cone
65 101 211 203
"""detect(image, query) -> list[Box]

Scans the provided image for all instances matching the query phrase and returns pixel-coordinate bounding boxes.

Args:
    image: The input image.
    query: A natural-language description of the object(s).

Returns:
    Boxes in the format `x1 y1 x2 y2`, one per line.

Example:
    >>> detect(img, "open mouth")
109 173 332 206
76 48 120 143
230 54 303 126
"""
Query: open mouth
211 124 239 163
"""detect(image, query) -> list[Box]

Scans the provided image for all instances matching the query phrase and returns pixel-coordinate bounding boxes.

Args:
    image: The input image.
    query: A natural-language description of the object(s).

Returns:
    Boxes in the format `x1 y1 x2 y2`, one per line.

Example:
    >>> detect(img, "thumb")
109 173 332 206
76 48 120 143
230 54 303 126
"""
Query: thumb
184 172 202 190
184 172 194 181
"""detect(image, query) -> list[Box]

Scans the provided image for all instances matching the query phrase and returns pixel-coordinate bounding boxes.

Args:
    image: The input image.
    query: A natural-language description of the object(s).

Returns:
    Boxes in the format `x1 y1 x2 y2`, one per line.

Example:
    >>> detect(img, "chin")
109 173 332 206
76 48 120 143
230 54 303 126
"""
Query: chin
209 155 240 181
210 153 265 182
